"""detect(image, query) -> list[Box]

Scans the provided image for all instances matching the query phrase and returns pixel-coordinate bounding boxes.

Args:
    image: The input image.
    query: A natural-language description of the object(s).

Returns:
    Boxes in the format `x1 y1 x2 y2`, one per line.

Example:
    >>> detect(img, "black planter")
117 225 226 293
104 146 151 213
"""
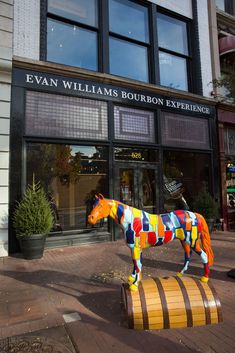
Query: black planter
18 234 46 260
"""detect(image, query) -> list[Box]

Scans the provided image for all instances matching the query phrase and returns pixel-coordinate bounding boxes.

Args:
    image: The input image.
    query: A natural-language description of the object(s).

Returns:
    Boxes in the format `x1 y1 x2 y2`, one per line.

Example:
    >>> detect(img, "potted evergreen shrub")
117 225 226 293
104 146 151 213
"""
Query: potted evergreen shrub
192 189 219 233
13 178 53 259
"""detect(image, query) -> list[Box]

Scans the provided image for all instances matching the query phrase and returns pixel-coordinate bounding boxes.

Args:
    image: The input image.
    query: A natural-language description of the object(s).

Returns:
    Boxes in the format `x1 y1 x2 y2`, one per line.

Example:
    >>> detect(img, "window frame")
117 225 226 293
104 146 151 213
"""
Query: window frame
40 0 200 93
108 0 151 83
156 8 192 92
41 0 100 71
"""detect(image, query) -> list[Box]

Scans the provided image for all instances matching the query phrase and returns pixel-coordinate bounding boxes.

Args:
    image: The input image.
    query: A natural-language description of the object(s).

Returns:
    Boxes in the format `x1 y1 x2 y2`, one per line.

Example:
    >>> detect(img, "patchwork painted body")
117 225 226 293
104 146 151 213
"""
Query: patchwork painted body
88 195 214 291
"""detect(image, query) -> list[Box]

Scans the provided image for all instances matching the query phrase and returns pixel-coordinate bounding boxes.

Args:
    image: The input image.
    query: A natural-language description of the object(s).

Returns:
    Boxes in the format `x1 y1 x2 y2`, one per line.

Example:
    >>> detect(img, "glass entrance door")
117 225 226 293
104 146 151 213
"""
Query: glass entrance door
115 163 158 214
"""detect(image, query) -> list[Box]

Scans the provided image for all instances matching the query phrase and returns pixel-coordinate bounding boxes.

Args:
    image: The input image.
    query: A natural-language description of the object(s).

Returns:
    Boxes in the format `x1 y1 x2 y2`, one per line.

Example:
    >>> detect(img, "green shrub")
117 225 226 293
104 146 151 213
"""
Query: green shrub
192 189 219 220
13 180 53 237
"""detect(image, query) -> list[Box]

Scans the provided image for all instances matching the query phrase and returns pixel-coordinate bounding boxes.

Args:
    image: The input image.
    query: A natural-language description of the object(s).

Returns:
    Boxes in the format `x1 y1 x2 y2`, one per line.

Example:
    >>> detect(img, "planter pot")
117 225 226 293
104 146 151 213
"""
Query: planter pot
18 234 46 260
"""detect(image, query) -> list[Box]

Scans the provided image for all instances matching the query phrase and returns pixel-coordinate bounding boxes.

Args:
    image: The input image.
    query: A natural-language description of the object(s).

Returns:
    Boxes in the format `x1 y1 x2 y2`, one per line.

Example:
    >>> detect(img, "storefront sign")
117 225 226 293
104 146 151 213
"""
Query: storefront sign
13 68 215 117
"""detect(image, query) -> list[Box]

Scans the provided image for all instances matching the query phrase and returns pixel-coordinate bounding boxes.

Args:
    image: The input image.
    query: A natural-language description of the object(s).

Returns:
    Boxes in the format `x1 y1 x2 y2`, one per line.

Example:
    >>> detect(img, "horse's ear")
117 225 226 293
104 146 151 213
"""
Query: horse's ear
98 193 104 200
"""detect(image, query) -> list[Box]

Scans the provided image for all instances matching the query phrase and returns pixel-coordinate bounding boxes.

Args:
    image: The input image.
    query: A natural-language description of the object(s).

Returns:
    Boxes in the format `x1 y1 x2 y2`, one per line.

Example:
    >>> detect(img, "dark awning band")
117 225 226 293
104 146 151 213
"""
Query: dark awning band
219 35 235 56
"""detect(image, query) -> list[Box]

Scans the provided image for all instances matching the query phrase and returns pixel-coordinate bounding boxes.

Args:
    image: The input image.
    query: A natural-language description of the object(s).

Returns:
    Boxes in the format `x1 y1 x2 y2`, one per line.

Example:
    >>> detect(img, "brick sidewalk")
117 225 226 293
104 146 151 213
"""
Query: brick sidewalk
0 231 234 352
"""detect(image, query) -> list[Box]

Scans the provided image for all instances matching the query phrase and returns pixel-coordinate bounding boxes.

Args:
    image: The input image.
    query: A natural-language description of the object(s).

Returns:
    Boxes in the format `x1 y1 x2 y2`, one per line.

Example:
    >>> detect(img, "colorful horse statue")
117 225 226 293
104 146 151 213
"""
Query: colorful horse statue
88 194 214 291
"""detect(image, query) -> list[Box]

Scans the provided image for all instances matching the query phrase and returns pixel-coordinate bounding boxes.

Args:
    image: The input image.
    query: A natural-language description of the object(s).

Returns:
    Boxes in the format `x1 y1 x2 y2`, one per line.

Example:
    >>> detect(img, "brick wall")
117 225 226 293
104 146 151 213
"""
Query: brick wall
13 0 40 59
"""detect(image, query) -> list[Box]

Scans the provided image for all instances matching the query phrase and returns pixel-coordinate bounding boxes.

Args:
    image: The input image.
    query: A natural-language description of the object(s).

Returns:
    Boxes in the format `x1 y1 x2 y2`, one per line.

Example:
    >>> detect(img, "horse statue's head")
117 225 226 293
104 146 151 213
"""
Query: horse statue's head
88 194 110 225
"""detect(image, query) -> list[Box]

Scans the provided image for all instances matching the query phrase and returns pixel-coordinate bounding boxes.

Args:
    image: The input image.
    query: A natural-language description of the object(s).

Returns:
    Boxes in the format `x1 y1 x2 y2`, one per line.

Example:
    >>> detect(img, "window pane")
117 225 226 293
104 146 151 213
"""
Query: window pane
163 151 211 212
25 91 108 140
109 0 149 42
110 37 149 82
26 143 108 231
114 106 155 142
159 51 188 91
47 19 97 71
157 13 188 55
48 0 98 27
215 0 225 11
161 112 210 149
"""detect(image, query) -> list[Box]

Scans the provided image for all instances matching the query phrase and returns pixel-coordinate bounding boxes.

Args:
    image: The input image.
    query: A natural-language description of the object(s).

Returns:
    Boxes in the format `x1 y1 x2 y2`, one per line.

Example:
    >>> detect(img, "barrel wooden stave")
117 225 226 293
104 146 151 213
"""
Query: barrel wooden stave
121 276 223 330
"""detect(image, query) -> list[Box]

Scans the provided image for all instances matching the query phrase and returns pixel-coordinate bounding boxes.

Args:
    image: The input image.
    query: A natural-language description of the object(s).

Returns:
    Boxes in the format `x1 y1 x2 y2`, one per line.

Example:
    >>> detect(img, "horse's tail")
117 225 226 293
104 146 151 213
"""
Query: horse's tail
197 213 214 266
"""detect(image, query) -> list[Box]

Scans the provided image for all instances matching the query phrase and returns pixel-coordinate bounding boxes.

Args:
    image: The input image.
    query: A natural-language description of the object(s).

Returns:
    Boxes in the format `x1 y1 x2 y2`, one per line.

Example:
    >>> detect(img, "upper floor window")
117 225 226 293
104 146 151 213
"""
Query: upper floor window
216 0 235 15
157 12 190 91
109 0 149 82
47 0 98 71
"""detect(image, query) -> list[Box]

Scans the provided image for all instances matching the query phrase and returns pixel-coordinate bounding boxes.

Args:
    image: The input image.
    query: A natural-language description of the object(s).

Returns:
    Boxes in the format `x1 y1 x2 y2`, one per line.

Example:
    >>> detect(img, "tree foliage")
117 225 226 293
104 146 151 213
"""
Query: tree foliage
13 179 53 237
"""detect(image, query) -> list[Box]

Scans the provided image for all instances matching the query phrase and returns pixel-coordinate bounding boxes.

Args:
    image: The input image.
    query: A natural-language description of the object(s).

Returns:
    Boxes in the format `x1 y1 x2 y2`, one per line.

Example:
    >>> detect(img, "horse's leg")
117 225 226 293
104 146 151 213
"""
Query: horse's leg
128 248 137 283
177 241 192 277
193 239 210 283
129 246 142 291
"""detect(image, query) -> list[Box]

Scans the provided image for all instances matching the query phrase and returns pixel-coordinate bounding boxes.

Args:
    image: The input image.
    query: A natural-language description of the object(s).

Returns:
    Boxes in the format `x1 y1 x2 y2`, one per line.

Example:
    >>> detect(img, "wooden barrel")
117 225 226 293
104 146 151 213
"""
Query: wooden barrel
121 276 223 330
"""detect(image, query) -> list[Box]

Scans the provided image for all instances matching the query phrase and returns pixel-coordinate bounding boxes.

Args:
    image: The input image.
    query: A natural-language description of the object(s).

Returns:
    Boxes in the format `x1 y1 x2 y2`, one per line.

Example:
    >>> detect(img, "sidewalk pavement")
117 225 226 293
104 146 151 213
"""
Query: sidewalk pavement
0 231 234 353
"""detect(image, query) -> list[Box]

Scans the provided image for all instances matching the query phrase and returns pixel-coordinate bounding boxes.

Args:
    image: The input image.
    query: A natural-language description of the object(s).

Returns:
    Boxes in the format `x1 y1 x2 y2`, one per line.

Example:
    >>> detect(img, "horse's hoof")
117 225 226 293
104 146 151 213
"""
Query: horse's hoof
200 276 209 283
176 272 183 277
129 283 138 292
128 275 135 283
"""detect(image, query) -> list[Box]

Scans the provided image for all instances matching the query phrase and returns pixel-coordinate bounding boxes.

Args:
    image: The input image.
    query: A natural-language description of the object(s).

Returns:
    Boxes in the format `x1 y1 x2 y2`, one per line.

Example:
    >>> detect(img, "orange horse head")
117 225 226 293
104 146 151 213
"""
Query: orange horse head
88 194 110 225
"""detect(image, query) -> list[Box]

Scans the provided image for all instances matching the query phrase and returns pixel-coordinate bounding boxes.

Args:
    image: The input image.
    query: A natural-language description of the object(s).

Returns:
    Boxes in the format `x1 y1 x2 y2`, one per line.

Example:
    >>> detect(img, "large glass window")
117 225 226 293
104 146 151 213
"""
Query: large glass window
47 0 98 70
26 143 108 232
109 38 149 82
157 12 190 91
109 0 149 42
109 0 149 82
48 0 98 26
163 151 211 211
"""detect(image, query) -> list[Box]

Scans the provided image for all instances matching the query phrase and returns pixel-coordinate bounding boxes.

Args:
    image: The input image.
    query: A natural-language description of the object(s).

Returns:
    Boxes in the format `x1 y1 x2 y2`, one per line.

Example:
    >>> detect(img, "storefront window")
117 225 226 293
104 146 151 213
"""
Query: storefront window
26 143 108 232
114 106 155 142
163 151 211 211
226 161 235 230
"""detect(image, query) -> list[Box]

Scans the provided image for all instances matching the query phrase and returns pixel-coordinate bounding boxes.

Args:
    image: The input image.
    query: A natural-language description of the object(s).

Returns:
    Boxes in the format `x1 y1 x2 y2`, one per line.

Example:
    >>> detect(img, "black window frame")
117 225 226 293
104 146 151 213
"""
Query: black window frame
156 7 192 92
41 0 100 71
108 0 152 83
40 0 202 93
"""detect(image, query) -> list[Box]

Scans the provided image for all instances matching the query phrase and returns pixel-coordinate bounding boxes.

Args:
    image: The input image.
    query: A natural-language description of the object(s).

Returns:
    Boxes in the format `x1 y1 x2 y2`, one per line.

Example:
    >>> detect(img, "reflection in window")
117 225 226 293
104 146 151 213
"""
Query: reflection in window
108 0 149 82
215 0 225 11
109 0 149 42
159 52 188 90
47 19 97 70
110 37 149 82
163 151 210 212
26 143 108 232
157 13 188 55
157 12 190 91
48 0 98 27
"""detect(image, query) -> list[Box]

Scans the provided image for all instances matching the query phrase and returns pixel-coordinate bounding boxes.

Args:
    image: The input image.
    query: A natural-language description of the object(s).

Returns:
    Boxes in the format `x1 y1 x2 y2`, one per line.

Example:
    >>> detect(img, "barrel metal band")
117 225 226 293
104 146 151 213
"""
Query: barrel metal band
138 281 149 329
175 276 193 327
207 281 223 323
153 277 170 329
193 278 211 325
